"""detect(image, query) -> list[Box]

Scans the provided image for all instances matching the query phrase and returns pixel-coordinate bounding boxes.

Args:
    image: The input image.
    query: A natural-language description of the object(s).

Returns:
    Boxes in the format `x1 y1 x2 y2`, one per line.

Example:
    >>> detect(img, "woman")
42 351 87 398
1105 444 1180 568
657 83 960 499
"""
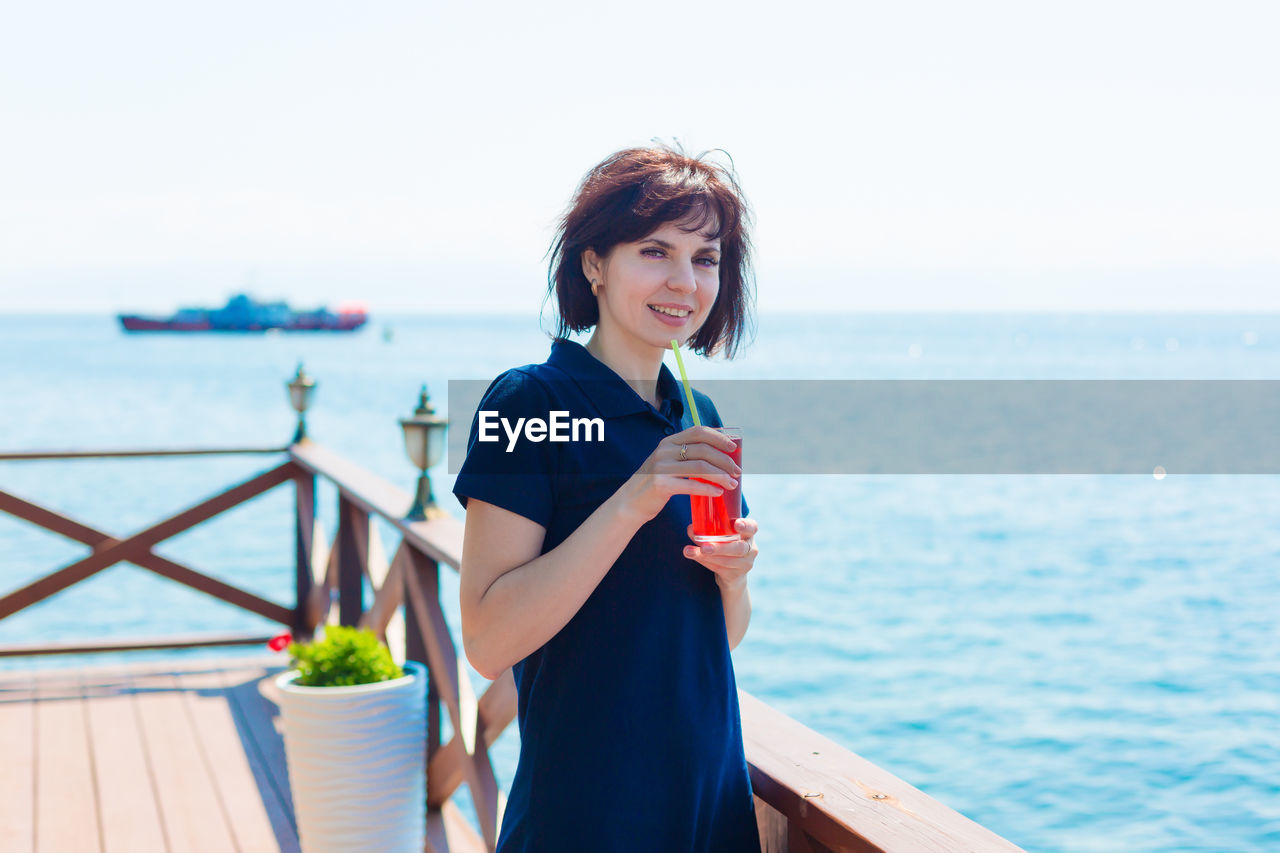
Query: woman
452 146 762 851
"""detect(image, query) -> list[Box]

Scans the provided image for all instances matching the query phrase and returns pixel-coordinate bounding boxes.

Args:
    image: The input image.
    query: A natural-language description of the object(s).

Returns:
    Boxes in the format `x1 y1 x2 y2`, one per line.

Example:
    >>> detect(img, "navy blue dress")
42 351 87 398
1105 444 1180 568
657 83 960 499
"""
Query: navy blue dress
452 338 761 853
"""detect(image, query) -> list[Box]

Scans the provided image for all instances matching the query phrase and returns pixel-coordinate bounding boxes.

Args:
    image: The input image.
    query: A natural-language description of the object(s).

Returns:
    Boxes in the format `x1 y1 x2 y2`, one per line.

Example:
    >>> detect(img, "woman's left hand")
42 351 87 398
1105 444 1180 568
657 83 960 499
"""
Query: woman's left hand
684 517 758 591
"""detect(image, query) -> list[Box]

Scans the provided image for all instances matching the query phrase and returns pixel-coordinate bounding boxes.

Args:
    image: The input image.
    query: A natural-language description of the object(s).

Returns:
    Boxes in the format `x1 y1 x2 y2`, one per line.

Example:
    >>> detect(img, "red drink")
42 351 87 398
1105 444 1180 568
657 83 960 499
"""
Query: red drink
691 428 742 544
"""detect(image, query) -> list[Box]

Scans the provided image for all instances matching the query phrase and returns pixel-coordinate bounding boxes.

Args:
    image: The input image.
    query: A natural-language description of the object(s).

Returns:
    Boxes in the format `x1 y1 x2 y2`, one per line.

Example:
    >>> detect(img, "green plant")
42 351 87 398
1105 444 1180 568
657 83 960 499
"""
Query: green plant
288 625 405 687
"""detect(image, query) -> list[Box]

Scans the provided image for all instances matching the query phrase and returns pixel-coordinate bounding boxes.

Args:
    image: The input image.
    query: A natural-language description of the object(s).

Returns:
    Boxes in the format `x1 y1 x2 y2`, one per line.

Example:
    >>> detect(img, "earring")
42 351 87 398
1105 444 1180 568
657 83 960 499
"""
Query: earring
590 279 601 296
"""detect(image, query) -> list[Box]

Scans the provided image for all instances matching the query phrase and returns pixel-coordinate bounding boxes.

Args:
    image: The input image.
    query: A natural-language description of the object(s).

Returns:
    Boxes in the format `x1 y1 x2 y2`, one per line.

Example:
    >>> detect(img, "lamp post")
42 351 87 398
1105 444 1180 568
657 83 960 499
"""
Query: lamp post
287 363 316 444
400 385 448 520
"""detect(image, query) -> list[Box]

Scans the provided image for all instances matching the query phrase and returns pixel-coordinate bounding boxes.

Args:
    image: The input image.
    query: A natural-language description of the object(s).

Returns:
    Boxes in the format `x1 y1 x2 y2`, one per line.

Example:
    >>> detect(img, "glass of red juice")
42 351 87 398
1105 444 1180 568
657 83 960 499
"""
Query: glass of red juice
691 427 742 544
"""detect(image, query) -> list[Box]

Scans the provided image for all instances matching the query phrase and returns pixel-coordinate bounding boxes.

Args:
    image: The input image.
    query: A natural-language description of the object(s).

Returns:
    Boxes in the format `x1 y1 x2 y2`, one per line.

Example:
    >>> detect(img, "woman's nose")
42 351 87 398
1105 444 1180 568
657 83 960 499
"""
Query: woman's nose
667 262 697 293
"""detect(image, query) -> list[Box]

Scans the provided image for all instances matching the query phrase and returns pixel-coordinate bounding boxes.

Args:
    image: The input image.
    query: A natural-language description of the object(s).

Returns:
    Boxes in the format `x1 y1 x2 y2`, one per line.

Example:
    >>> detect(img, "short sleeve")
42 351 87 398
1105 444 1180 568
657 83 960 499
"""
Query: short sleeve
452 369 557 528
692 389 749 518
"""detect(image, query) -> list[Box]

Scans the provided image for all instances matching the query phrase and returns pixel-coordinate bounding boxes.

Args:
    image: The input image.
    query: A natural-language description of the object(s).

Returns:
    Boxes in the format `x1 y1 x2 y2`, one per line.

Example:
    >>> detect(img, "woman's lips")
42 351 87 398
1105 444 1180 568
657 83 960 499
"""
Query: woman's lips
648 304 692 326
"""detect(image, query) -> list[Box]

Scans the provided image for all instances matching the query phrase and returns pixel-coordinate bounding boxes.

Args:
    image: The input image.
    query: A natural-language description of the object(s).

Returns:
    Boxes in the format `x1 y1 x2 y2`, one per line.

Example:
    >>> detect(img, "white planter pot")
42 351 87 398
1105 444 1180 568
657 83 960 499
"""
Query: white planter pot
275 660 426 853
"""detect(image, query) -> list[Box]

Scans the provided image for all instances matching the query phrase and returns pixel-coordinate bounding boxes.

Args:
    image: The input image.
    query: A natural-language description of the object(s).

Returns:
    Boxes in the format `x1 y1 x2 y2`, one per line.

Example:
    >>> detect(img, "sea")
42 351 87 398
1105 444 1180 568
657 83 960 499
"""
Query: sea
1 312 1278 853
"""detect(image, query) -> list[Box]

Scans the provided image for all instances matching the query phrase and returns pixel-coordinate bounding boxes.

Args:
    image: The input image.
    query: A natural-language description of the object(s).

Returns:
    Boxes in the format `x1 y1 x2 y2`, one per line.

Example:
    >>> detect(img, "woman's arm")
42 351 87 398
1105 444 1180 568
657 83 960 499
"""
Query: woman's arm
459 491 645 680
717 577 751 651
459 425 741 680
684 516 760 651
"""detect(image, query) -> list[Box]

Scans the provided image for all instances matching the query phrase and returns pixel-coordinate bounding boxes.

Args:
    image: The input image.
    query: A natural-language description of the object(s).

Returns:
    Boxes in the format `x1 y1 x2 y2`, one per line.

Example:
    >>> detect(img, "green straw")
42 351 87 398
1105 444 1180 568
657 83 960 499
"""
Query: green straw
669 339 702 427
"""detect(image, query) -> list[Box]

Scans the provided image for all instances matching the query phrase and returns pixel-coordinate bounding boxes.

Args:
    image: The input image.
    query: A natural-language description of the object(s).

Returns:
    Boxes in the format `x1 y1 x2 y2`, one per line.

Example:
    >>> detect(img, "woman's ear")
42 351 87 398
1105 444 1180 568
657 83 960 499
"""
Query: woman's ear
581 248 604 287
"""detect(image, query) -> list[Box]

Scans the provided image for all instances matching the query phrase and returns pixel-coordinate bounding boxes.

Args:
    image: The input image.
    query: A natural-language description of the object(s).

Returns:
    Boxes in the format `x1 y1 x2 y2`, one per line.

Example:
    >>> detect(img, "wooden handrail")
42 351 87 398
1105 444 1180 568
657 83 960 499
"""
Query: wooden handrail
742 693 1025 852
0 462 298 622
0 484 292 624
288 441 464 570
0 446 287 460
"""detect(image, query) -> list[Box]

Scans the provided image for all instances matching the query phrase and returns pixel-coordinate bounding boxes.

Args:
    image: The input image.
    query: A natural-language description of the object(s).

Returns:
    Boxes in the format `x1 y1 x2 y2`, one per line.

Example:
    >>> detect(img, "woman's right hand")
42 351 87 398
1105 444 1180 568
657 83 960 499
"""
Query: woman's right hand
615 426 742 525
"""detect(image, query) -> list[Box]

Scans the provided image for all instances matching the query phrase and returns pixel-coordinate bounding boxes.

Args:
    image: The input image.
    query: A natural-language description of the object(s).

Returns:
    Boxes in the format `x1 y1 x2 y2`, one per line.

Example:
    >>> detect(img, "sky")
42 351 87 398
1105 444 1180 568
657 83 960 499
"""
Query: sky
1 1 1277 314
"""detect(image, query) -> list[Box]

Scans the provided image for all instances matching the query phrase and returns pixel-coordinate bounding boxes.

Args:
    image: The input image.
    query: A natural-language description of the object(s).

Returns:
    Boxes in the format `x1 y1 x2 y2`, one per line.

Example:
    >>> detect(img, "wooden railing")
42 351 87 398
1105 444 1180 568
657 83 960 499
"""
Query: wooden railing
0 446 299 655
0 441 1026 852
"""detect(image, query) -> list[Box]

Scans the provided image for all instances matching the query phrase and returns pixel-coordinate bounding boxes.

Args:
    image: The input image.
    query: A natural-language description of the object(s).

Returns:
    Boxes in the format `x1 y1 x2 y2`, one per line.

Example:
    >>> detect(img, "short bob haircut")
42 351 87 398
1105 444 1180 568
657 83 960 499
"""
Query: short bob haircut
546 146 755 358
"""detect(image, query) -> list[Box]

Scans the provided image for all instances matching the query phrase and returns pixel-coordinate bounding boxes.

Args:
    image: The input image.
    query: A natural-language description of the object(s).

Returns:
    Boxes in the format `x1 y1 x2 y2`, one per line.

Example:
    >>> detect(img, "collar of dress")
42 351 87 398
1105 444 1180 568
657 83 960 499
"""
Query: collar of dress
546 338 686 421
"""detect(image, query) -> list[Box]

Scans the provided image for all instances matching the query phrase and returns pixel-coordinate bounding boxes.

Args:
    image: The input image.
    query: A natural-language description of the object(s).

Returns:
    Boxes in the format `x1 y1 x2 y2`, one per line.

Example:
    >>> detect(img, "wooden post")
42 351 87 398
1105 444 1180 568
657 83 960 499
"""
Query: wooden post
408 560 442 794
404 548 501 848
426 675 441 802
335 495 368 626
293 471 316 637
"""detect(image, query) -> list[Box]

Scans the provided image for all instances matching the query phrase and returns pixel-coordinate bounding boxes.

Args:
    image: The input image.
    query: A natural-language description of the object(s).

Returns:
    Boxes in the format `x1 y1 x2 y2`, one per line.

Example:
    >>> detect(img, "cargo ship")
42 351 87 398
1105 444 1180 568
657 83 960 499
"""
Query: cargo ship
118 293 368 333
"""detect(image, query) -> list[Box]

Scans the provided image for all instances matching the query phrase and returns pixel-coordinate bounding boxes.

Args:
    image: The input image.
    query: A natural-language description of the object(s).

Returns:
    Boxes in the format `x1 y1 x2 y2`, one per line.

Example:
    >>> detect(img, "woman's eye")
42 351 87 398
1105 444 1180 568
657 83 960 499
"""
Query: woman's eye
641 248 665 258
697 257 720 267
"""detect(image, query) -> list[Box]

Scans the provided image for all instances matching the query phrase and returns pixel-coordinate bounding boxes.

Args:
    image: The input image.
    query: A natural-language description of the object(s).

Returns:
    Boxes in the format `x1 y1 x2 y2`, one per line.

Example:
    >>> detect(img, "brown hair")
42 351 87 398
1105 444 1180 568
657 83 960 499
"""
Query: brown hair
546 145 755 358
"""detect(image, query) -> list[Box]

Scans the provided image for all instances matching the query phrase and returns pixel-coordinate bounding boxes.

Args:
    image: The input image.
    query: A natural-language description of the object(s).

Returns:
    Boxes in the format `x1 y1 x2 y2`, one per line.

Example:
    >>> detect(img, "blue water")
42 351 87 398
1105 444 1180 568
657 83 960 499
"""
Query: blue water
2 313 1279 852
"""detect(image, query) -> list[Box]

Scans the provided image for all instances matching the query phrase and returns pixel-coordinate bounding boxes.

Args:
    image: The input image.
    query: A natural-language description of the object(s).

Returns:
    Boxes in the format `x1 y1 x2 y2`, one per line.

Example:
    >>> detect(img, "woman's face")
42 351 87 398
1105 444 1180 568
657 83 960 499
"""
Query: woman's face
585 219 722 352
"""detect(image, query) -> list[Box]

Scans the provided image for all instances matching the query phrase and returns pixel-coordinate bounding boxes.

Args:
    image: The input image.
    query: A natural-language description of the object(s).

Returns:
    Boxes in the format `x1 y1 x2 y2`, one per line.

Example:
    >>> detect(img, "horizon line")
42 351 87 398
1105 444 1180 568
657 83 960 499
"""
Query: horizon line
5 307 1280 319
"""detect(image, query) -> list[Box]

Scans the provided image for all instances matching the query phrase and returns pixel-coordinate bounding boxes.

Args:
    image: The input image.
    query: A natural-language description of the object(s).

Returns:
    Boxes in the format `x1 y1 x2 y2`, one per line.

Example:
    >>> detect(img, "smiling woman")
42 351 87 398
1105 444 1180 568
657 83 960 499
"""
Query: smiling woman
451 146 762 852
548 146 754 363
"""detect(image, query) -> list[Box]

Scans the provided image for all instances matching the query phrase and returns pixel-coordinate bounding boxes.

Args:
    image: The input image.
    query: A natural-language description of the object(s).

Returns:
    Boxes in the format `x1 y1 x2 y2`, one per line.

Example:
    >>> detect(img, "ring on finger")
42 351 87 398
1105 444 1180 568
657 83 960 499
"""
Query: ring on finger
679 444 688 462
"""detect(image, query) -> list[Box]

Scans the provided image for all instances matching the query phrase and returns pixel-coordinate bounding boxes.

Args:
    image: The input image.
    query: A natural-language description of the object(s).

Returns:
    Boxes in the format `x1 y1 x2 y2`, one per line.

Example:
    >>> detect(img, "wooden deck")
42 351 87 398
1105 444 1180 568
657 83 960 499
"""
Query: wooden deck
0 655 482 853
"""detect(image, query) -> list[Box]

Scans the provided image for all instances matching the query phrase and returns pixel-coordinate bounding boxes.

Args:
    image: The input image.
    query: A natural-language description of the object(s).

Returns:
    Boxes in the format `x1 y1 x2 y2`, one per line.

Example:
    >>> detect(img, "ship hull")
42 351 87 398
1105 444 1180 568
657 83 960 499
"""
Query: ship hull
118 316 367 333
